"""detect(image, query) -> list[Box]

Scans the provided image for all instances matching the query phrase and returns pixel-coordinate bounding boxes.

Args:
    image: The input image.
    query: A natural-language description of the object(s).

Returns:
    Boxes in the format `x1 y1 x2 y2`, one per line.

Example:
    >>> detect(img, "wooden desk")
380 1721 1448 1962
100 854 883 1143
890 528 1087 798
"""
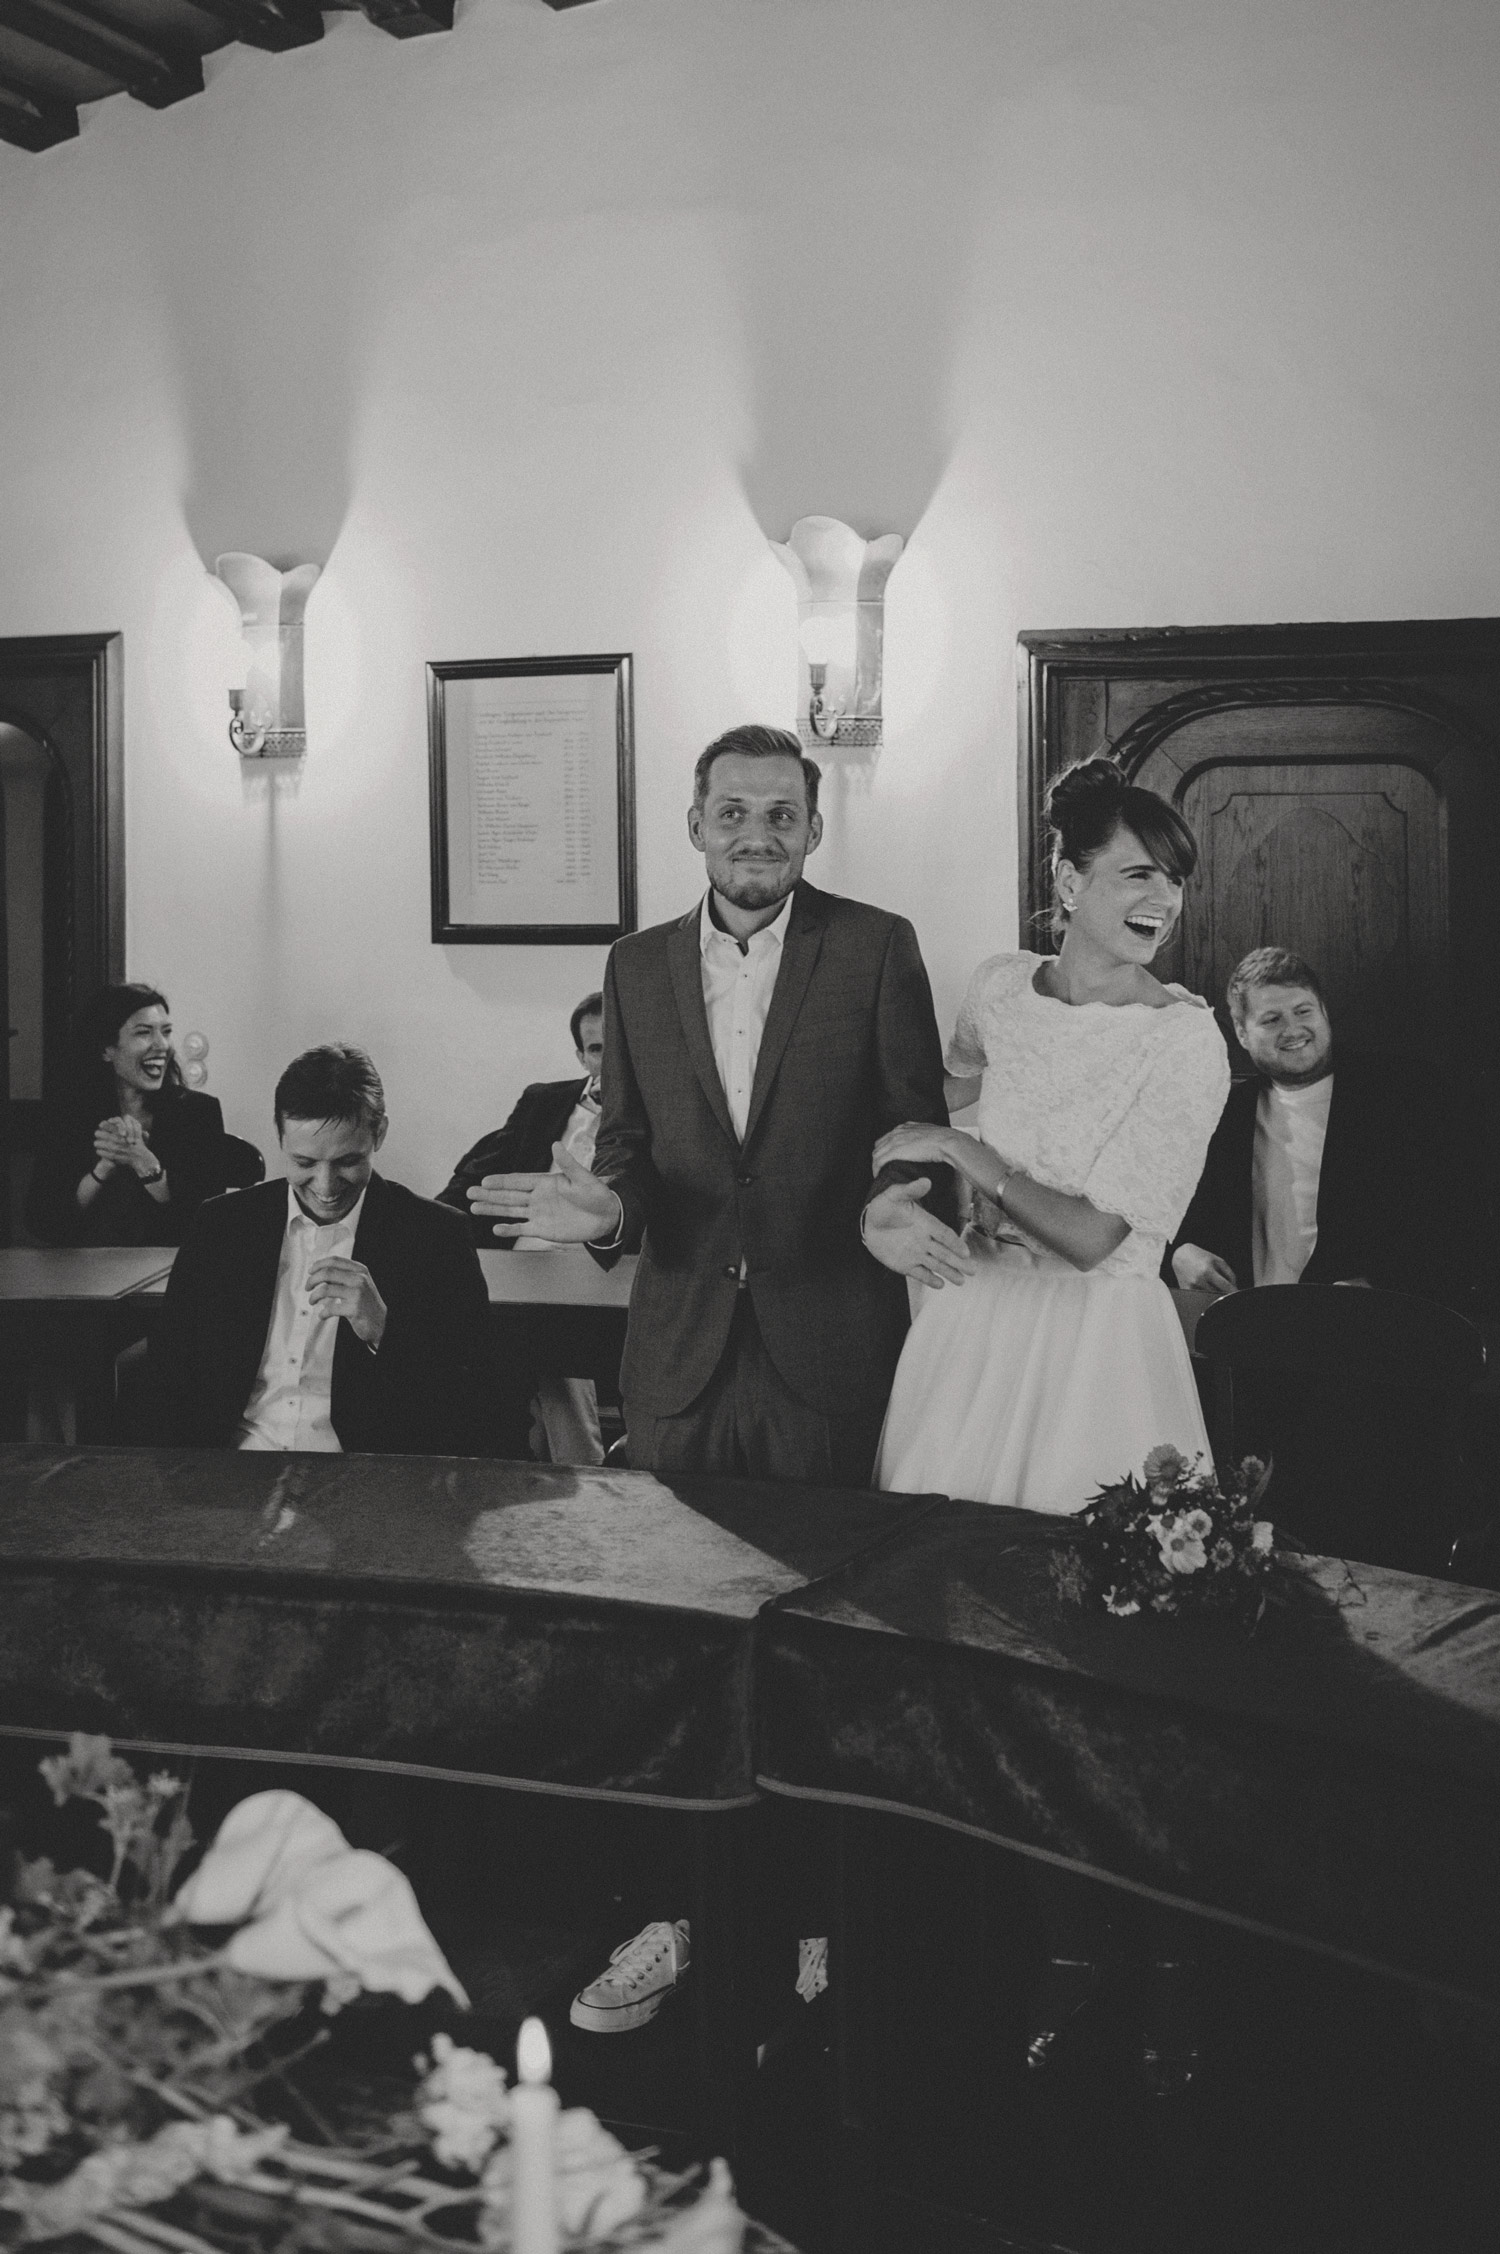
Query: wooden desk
0 1246 176 1301
0 1247 177 1441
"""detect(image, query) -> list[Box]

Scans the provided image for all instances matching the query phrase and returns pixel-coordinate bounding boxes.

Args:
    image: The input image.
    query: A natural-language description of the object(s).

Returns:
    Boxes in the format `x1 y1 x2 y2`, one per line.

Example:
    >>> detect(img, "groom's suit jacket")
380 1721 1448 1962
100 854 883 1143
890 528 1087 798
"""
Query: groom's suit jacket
593 880 954 1420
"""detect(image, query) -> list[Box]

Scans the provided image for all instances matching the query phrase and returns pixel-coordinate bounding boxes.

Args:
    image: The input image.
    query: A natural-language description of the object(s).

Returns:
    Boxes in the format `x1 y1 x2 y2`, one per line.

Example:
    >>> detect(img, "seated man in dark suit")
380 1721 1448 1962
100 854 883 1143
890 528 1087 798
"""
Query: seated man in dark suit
437 993 607 1463
437 993 605 1247
1171 945 1470 1305
151 1044 488 1455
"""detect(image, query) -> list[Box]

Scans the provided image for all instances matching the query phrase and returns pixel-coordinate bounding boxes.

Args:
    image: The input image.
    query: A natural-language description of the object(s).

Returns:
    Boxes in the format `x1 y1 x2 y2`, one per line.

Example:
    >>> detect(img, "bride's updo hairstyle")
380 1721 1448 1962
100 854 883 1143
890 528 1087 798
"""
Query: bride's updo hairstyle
1044 758 1198 938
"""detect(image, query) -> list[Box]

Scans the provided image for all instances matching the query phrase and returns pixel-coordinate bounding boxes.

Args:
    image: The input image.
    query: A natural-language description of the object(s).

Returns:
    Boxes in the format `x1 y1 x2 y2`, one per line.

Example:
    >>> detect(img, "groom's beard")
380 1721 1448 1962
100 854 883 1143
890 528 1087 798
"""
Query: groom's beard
711 854 799 911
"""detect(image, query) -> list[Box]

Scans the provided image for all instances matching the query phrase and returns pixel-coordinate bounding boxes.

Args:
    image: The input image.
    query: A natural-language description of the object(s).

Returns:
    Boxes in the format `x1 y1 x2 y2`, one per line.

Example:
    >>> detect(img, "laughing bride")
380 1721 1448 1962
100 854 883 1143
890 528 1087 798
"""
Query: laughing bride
873 757 1230 1515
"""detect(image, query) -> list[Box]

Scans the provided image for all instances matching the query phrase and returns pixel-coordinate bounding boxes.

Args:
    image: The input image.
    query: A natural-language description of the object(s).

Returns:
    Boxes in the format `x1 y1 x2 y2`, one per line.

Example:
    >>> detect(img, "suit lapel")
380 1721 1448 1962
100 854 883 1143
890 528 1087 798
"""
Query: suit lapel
742 883 826 1150
666 905 738 1146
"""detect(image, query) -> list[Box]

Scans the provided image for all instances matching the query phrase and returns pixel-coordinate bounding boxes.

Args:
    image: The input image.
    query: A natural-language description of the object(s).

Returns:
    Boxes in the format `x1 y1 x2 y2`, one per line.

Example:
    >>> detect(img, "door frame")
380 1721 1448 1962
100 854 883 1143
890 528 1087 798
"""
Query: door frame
0 631 125 1028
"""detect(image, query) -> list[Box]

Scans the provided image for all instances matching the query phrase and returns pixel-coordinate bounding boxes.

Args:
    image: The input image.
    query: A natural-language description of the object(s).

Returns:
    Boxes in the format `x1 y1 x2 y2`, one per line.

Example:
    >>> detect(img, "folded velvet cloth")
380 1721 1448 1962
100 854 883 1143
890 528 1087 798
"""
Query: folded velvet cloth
173 1789 468 2008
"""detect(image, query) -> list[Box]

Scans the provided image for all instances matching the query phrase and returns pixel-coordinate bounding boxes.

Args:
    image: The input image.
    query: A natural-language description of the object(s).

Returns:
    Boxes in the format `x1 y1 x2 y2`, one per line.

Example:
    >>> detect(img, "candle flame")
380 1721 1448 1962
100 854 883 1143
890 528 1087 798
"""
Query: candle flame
516 2015 552 2085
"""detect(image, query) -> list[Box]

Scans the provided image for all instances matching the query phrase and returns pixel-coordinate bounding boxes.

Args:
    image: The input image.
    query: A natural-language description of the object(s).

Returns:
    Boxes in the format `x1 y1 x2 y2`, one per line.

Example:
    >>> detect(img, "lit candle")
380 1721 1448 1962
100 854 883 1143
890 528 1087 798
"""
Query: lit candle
510 2016 559 2254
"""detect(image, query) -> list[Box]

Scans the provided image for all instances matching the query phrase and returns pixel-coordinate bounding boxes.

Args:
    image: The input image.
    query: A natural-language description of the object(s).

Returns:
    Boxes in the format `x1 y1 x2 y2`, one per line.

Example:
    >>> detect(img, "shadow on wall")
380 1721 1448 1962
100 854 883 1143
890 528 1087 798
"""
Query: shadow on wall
146 146 371 571
726 16 1009 543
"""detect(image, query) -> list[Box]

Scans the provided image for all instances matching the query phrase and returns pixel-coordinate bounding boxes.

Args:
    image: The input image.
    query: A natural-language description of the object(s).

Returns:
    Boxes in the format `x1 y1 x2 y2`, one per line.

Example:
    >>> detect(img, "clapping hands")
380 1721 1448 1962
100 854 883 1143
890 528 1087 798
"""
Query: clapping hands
93 1114 154 1179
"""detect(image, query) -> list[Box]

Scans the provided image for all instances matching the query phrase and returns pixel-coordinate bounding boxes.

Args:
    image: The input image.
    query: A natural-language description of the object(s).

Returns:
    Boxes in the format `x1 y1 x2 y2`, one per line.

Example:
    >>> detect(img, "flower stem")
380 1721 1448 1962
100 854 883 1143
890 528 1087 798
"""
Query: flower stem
52 1950 229 1994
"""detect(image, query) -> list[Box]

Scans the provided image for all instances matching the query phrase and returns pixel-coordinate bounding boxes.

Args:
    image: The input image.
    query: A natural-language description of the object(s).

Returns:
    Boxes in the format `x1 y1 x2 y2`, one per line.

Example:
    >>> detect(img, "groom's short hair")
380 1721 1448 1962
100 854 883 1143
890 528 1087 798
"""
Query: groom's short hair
693 724 821 817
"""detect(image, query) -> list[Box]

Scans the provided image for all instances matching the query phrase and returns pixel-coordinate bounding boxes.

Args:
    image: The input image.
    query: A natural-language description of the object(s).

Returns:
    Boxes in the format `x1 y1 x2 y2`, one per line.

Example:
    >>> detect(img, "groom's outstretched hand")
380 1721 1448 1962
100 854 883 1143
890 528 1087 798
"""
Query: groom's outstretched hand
863 1177 973 1289
468 1143 624 1244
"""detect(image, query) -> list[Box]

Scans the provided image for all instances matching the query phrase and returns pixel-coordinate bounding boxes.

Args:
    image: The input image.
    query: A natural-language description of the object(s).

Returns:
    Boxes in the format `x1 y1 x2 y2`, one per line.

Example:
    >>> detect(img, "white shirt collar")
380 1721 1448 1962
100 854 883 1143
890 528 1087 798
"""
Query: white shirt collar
698 888 795 958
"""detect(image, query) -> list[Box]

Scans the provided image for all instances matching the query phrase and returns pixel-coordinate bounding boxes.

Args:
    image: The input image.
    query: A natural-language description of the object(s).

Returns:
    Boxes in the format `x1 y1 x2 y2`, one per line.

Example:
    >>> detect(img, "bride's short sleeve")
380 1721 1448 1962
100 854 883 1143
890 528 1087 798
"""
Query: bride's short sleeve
1080 1008 1231 1240
944 954 1016 1078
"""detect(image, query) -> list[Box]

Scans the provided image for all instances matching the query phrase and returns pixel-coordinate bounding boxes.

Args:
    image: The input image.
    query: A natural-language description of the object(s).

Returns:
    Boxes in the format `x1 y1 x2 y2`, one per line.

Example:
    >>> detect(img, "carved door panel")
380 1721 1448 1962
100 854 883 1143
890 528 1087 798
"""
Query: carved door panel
1127 696 1452 1060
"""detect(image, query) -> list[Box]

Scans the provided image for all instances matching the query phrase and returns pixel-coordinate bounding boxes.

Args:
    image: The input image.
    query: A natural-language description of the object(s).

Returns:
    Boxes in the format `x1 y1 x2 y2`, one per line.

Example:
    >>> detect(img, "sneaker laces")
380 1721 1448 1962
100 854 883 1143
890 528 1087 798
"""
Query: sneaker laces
602 1920 686 1992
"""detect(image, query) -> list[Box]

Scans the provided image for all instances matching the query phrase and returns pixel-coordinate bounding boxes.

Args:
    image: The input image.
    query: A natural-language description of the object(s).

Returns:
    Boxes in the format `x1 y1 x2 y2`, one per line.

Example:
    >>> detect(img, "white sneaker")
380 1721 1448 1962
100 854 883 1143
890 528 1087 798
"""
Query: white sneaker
569 1919 691 2033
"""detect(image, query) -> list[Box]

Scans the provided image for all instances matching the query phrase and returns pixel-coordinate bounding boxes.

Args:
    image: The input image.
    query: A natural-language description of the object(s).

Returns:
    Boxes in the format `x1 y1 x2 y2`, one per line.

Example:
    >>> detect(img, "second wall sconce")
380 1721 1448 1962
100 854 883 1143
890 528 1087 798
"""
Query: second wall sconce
214 553 321 759
771 515 903 752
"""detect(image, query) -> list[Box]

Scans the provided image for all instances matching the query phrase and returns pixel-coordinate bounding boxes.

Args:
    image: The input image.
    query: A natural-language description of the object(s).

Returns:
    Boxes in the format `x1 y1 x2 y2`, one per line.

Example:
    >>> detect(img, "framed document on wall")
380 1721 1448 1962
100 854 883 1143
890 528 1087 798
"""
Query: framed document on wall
427 652 636 943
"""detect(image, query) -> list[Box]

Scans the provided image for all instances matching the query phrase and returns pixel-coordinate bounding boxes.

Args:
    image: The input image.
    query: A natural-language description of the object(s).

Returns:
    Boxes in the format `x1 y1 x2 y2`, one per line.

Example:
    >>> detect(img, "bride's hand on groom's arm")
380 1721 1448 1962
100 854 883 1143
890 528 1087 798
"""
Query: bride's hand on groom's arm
873 1121 997 1194
862 1178 973 1289
872 1121 959 1173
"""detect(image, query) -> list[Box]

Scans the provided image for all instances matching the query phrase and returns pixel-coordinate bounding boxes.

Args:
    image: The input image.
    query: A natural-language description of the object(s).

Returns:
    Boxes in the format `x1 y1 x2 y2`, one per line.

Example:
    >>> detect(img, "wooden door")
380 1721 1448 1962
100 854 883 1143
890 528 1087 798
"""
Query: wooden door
0 637 123 1244
1018 622 1500 1075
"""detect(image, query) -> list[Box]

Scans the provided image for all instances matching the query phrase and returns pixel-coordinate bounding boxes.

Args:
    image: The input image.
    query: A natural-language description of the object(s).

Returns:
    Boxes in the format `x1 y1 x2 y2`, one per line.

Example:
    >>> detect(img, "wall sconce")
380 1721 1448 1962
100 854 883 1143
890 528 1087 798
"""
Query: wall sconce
770 515 903 752
214 553 321 759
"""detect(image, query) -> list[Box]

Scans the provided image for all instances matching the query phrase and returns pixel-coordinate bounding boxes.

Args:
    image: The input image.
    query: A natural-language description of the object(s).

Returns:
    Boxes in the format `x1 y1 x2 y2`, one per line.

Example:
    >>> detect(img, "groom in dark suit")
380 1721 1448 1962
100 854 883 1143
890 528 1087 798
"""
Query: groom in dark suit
151 1044 488 1455
471 723 966 1485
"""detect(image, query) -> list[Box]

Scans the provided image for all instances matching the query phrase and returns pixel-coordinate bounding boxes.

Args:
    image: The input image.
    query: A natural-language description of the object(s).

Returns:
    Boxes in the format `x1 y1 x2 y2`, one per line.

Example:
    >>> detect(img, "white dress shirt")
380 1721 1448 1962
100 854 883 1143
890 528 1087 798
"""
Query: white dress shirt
1252 1074 1335 1287
514 1081 601 1251
235 1183 369 1452
698 889 794 1141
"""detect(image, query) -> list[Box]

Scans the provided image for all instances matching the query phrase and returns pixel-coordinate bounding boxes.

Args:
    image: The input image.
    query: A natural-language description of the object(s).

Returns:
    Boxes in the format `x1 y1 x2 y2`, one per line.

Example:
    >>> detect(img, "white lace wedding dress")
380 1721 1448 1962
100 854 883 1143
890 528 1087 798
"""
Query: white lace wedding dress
875 951 1231 1515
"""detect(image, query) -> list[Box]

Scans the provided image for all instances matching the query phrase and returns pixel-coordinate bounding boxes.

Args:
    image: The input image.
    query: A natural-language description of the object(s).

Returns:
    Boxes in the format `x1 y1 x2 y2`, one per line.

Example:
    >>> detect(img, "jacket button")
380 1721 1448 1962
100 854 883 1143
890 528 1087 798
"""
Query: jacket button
737 1173 754 1187
722 1263 739 1278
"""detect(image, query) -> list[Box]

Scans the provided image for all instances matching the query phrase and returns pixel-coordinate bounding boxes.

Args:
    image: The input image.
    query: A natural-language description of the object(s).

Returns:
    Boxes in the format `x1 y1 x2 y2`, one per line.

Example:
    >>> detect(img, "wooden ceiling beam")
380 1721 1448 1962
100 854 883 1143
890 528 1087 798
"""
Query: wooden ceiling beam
183 0 323 52
355 0 453 37
0 63 77 146
0 1 203 108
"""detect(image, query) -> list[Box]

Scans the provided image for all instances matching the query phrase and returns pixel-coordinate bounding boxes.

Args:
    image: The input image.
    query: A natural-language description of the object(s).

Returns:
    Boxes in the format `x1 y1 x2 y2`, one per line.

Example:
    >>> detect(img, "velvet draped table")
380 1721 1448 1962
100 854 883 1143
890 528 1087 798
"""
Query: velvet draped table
756 1498 1500 2006
0 1443 930 1806
0 1442 938 2166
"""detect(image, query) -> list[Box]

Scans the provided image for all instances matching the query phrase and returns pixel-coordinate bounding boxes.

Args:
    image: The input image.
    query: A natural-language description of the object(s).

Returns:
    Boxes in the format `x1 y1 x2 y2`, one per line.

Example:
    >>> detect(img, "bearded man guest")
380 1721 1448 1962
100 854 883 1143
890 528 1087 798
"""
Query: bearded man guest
1170 947 1471 1307
151 1044 487 1454
469 722 962 1487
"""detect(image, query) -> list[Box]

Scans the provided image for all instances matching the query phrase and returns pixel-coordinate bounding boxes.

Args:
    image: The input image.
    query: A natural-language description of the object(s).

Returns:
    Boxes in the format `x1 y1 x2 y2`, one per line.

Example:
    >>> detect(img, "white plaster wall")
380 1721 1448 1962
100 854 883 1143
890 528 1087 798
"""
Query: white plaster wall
0 0 1497 1185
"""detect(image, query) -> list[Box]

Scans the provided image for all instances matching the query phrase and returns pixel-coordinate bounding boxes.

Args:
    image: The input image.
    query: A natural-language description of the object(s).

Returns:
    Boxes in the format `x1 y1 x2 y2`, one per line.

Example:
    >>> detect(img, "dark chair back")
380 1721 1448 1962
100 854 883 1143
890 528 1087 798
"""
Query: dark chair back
1195 1286 1489 1576
223 1135 266 1191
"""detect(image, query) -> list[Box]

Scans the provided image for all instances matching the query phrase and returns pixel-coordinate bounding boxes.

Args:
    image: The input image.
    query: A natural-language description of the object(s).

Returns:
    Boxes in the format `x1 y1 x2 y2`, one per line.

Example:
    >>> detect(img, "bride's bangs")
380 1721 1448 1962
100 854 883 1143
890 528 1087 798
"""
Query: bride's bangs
1120 789 1198 883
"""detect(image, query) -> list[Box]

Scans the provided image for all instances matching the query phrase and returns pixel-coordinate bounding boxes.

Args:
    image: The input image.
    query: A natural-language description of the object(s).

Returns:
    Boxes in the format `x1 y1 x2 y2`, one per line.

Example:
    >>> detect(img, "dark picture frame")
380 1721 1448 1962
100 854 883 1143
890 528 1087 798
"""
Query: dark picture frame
427 652 636 944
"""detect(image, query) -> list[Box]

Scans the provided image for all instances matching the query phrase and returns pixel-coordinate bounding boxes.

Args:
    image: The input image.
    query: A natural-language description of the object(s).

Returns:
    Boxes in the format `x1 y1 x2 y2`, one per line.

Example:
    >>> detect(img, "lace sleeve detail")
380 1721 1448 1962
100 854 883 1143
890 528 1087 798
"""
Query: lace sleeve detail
1080 1008 1231 1239
944 953 1025 1078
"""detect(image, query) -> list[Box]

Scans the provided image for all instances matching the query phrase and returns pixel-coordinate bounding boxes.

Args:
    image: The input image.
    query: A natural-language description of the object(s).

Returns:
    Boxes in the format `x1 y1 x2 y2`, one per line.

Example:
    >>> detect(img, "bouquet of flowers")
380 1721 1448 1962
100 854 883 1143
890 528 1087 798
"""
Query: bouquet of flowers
1051 1444 1279 1626
0 1737 762 2253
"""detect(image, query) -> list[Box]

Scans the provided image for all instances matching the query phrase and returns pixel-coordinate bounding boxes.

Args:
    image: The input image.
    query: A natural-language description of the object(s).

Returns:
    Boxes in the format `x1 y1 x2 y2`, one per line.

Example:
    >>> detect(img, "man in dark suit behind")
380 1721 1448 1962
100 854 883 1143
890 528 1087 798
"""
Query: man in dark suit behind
436 992 605 1248
470 723 966 1488
152 1044 487 1455
1170 946 1471 1306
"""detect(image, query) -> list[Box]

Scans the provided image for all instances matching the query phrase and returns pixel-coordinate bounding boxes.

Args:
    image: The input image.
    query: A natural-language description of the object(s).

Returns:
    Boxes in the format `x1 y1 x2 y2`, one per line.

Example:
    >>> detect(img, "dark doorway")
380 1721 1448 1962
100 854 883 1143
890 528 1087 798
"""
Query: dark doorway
0 635 123 1245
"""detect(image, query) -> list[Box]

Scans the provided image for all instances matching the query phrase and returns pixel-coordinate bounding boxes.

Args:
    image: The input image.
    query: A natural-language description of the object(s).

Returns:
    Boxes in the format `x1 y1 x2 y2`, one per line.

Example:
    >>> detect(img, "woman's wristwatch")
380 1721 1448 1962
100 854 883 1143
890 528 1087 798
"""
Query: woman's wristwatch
138 1159 166 1187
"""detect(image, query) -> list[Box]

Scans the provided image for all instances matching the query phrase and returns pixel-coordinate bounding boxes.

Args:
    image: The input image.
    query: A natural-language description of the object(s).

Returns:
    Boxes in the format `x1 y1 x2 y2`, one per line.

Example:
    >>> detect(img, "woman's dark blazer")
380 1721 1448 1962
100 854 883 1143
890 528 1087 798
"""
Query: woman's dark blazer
24 1088 229 1247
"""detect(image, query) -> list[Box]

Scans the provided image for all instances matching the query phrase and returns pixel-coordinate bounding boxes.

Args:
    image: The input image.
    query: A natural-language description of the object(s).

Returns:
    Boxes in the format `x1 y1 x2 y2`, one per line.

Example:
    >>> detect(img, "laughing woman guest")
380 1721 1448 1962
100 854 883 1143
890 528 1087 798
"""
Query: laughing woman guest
874 759 1230 1516
25 985 228 1248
